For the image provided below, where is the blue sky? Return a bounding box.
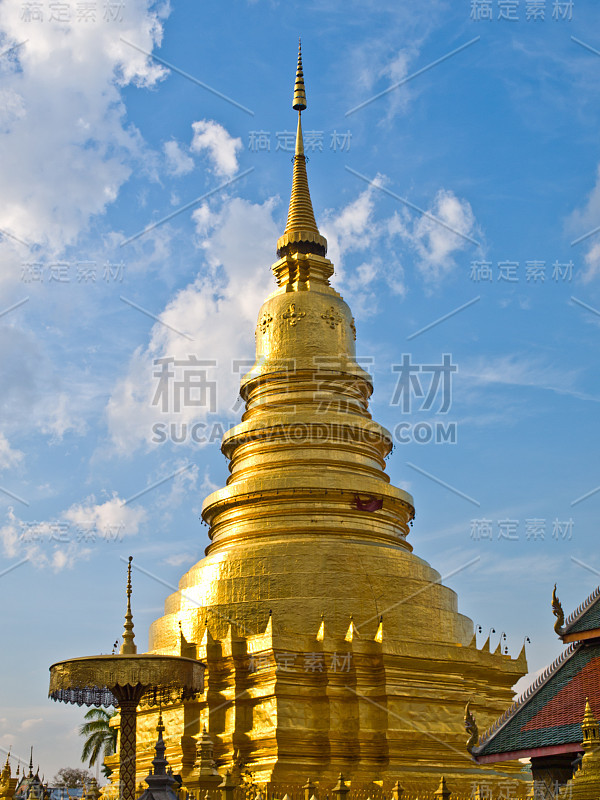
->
[1,0,600,780]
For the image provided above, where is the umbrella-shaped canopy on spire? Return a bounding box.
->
[48,558,204,800]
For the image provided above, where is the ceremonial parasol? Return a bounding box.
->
[49,558,204,800]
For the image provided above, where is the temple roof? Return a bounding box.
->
[561,585,600,639]
[474,641,600,760]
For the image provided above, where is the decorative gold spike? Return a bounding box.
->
[292,39,307,111]
[433,777,451,800]
[374,616,383,643]
[120,556,137,655]
[345,615,358,642]
[316,613,325,641]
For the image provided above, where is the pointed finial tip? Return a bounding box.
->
[292,38,307,111]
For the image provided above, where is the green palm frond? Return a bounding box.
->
[79,708,117,768]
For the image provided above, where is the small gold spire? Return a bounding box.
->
[120,556,137,655]
[583,698,597,731]
[374,616,383,643]
[292,39,307,111]
[276,41,327,259]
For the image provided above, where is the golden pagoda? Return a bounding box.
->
[108,43,530,796]
[0,755,18,800]
[556,700,600,800]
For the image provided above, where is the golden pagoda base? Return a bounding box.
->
[105,538,529,798]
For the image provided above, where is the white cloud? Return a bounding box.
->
[457,355,598,407]
[155,462,199,514]
[568,164,600,282]
[0,0,168,289]
[323,179,477,304]
[0,493,146,571]
[165,553,195,567]
[396,189,478,284]
[191,120,242,177]
[322,181,393,315]
[20,718,43,731]
[460,355,579,395]
[164,139,194,176]
[63,493,146,537]
[106,195,279,455]
[0,324,89,441]
[0,433,23,471]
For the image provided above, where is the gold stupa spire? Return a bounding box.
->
[292,40,307,111]
[276,40,327,259]
[120,556,137,655]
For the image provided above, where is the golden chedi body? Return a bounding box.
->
[109,45,528,796]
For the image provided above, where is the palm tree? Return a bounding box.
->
[79,708,118,778]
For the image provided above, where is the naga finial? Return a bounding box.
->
[552,583,565,636]
[465,700,479,754]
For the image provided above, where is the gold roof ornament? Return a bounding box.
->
[464,700,479,754]
[276,39,327,259]
[552,583,565,636]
